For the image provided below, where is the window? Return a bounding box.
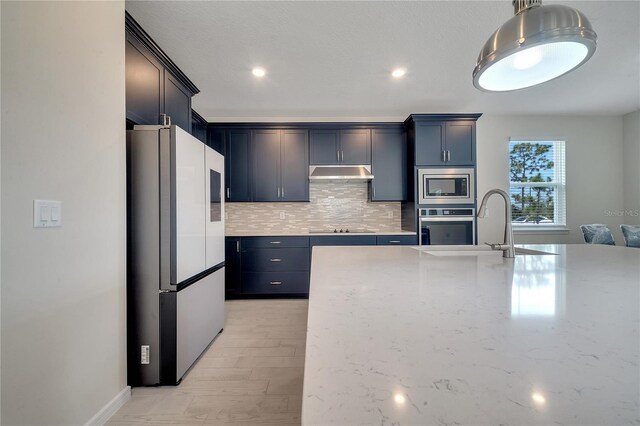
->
[509,140,566,227]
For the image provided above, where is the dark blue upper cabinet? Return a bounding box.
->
[309,130,340,165]
[371,128,406,201]
[191,110,207,144]
[340,129,371,165]
[164,72,191,132]
[408,114,480,167]
[280,130,309,202]
[253,129,309,202]
[309,128,371,165]
[125,12,199,130]
[225,130,252,202]
[252,130,281,202]
[125,32,163,125]
[207,127,225,155]
[445,121,475,165]
[415,123,444,166]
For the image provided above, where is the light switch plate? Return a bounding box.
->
[34,200,62,228]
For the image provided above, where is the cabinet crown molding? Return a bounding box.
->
[125,11,200,95]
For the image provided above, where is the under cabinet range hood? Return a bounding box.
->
[309,165,374,182]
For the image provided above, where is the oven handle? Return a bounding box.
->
[419,217,475,222]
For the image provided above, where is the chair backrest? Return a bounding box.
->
[620,224,640,248]
[580,224,615,245]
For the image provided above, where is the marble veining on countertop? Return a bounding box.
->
[303,244,640,425]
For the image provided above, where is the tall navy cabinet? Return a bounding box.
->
[125,12,199,132]
[370,127,406,201]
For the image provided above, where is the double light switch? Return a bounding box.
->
[33,200,62,228]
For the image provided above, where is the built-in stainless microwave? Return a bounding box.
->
[418,167,475,205]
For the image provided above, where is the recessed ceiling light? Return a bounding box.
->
[391,68,406,78]
[252,67,266,78]
[531,392,546,404]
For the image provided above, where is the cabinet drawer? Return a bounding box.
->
[242,248,310,272]
[309,235,377,246]
[242,236,310,248]
[242,272,309,294]
[376,235,418,245]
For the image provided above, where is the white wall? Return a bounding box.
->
[623,110,640,225]
[476,115,625,245]
[1,2,127,425]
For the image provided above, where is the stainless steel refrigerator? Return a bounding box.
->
[127,125,225,386]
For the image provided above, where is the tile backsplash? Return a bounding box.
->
[225,182,401,234]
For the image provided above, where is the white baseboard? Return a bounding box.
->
[85,386,131,426]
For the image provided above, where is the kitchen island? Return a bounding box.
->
[303,244,640,425]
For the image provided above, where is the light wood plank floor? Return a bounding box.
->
[107,299,308,426]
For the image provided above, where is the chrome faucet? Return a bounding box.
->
[477,189,515,258]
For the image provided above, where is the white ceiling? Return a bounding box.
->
[125,1,640,121]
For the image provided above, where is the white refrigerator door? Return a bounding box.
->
[205,146,225,268]
[173,126,206,283]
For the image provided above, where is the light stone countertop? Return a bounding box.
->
[225,230,417,237]
[303,244,640,425]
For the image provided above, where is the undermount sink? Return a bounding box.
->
[514,247,558,256]
[423,250,501,257]
[412,245,557,257]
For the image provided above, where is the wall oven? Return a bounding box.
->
[418,167,475,205]
[419,208,476,245]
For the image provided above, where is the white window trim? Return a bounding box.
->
[508,139,567,230]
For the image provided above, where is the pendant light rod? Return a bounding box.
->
[513,0,541,15]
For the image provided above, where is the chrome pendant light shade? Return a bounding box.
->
[473,0,597,92]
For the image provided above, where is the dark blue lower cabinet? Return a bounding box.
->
[309,235,377,246]
[376,235,418,245]
[237,236,310,297]
[242,272,309,295]
[242,248,310,272]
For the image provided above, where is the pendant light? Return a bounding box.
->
[473,0,597,92]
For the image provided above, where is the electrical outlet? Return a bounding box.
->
[279,212,286,220]
[141,345,150,364]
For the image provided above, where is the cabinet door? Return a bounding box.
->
[125,34,163,125]
[340,129,371,165]
[371,129,406,201]
[309,235,377,246]
[252,130,281,202]
[225,130,252,202]
[445,121,475,165]
[281,130,309,201]
[310,130,340,165]
[224,238,242,298]
[172,126,206,284]
[415,122,445,166]
[207,128,225,155]
[164,72,192,132]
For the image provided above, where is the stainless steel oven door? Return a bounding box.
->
[419,217,476,245]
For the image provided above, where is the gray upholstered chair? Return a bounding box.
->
[579,224,615,245]
[620,224,640,248]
